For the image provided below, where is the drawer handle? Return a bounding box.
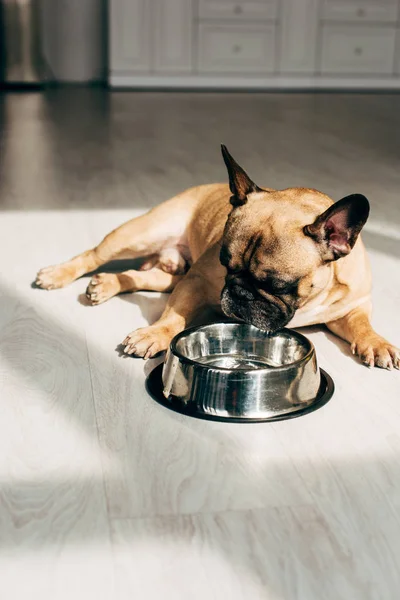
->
[356,8,366,18]
[233,5,243,15]
[354,47,363,56]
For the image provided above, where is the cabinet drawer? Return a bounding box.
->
[322,0,398,23]
[198,0,278,21]
[321,26,396,74]
[198,23,276,73]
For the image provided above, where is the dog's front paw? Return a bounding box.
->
[351,336,400,370]
[122,325,173,359]
[35,264,74,290]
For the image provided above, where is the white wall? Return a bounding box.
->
[41,0,107,82]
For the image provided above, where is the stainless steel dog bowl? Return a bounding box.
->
[146,323,334,422]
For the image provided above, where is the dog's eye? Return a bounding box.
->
[261,278,297,295]
[271,280,291,293]
[273,280,298,295]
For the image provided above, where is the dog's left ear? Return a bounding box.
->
[221,144,261,207]
[304,194,370,261]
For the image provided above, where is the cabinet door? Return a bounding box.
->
[109,0,151,72]
[154,0,193,73]
[321,25,396,74]
[279,0,319,73]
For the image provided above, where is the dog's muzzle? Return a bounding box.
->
[220,282,295,333]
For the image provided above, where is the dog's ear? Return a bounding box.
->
[221,145,261,207]
[304,194,370,261]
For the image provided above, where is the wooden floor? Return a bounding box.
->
[1,89,400,600]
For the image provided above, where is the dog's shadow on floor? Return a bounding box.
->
[77,258,152,309]
[115,292,170,361]
[299,324,362,366]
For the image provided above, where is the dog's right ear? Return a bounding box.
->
[221,145,261,207]
[304,194,370,261]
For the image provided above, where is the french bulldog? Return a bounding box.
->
[36,146,399,369]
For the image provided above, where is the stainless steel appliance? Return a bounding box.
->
[0,0,46,85]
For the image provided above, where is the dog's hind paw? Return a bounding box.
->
[86,273,121,305]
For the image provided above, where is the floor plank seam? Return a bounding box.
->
[85,332,115,530]
[108,502,316,523]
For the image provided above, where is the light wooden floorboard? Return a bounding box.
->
[1,208,399,599]
[0,215,115,599]
[111,507,372,600]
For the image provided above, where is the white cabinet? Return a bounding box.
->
[197,0,278,74]
[154,0,193,73]
[110,0,193,74]
[109,0,400,89]
[279,0,319,73]
[109,0,151,72]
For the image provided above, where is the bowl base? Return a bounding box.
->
[146,364,334,423]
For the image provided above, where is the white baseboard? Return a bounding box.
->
[109,74,400,90]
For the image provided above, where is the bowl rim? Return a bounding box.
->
[169,322,316,373]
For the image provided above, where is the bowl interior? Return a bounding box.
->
[173,323,312,370]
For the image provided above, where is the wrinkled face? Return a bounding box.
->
[218,145,370,332]
[219,196,323,332]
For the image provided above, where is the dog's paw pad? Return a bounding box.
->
[353,338,400,370]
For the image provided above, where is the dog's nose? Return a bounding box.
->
[234,287,253,300]
[226,274,244,284]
